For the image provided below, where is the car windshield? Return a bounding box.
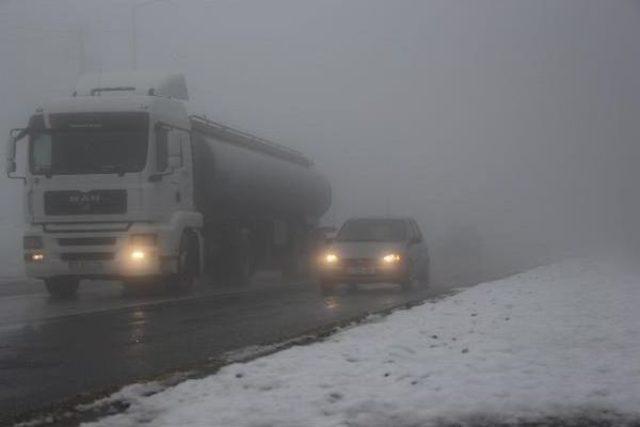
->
[337,219,407,242]
[29,112,149,175]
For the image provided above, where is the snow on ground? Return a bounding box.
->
[86,259,640,427]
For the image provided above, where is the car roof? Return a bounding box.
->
[344,216,414,222]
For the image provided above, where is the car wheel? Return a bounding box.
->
[420,266,431,289]
[401,280,414,292]
[45,277,79,299]
[401,264,416,292]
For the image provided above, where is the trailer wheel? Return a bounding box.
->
[45,277,79,299]
[232,250,255,286]
[227,229,255,286]
[167,231,198,294]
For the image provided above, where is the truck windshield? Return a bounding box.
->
[29,112,149,175]
[337,219,407,242]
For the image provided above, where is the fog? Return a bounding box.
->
[1,0,639,285]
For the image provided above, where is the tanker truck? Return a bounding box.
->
[5,72,331,297]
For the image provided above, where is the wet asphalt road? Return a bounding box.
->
[0,274,449,424]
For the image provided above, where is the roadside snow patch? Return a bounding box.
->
[85,259,640,426]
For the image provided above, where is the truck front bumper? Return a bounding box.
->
[23,225,175,280]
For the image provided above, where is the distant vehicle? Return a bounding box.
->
[6,72,331,297]
[317,217,429,294]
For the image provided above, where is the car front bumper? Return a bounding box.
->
[318,262,409,284]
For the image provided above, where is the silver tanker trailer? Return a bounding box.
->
[5,72,331,297]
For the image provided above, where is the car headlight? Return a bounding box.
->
[24,252,45,262]
[382,253,401,263]
[130,233,157,247]
[324,253,339,264]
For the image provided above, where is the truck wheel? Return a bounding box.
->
[234,253,254,286]
[167,231,198,294]
[230,237,255,287]
[45,277,79,299]
[319,281,335,296]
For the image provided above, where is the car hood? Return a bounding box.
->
[328,241,407,259]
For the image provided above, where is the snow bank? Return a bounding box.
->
[86,259,640,426]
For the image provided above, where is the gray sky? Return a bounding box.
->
[1,0,639,281]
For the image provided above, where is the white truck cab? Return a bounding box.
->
[7,73,203,297]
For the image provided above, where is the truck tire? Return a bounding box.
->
[228,230,255,287]
[166,231,198,294]
[45,277,79,299]
[319,280,335,296]
[231,251,254,286]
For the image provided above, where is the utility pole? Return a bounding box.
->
[77,26,87,75]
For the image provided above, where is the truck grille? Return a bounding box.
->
[58,237,117,246]
[44,190,127,215]
[343,258,377,268]
[60,252,115,261]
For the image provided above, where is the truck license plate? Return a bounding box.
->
[69,261,104,271]
[347,266,375,275]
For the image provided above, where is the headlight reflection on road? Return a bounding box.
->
[323,296,340,311]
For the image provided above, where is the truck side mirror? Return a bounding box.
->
[5,157,16,175]
[6,128,26,179]
[6,135,17,174]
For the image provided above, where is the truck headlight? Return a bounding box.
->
[130,249,147,261]
[382,253,401,263]
[324,253,339,264]
[24,252,45,262]
[23,236,43,249]
[130,234,157,247]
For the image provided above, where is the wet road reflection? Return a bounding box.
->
[0,276,443,422]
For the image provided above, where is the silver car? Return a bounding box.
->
[317,217,430,294]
